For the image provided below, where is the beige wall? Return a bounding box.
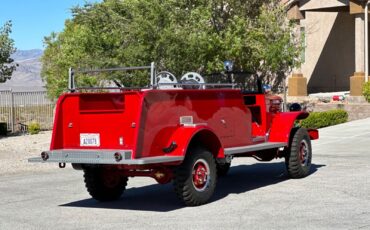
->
[300,11,355,93]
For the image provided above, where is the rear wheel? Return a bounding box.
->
[285,128,312,178]
[173,148,217,206]
[83,167,128,201]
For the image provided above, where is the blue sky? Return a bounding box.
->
[0,0,100,50]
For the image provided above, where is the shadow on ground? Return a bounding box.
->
[61,162,325,212]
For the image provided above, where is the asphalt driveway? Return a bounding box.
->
[0,118,369,229]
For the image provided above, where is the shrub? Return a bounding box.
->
[28,121,41,135]
[300,109,348,129]
[363,81,370,102]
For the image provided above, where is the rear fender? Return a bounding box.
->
[269,112,309,144]
[164,126,224,159]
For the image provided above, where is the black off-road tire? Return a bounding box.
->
[217,162,231,177]
[83,167,128,201]
[173,148,217,206]
[285,128,312,178]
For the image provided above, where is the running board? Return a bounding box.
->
[224,142,286,156]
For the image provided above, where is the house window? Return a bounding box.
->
[300,26,306,63]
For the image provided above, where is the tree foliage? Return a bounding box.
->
[42,0,301,99]
[0,21,17,83]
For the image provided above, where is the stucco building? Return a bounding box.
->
[285,0,369,96]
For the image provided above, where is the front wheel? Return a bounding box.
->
[285,128,312,178]
[173,148,217,206]
[83,167,128,201]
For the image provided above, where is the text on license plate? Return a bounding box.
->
[80,133,100,147]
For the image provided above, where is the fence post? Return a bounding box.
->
[10,90,15,133]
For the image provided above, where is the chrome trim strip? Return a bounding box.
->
[252,136,266,143]
[224,142,287,155]
[182,123,208,127]
[28,149,184,165]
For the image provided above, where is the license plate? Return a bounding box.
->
[80,133,100,147]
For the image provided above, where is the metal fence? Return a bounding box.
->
[0,90,54,132]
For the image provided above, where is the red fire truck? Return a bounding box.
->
[29,63,318,206]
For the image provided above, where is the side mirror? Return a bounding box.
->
[289,103,302,112]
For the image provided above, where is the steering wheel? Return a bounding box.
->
[180,72,205,84]
[180,72,205,89]
[156,71,178,89]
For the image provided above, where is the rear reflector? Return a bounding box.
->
[307,129,319,140]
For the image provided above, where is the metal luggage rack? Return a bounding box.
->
[68,62,238,92]
[68,63,155,92]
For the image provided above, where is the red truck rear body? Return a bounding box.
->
[51,92,140,152]
[48,89,316,165]
[51,90,255,160]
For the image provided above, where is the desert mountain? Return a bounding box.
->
[0,49,44,91]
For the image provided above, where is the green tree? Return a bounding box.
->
[249,1,302,92]
[42,0,300,99]
[0,21,17,83]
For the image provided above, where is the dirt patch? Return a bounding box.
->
[0,131,71,175]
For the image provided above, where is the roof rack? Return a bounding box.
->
[67,63,253,92]
[68,62,155,92]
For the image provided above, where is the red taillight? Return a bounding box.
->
[308,129,319,140]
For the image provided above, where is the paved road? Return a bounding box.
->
[1,119,370,230]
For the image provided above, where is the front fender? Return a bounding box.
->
[269,112,309,143]
[163,125,224,158]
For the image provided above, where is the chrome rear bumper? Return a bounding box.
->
[28,149,184,165]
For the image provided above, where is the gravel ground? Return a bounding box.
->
[0,131,66,175]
